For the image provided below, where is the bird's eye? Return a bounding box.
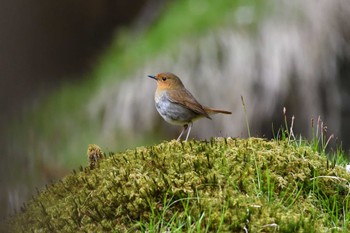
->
[162,77,167,81]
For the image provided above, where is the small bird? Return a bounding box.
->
[148,72,232,141]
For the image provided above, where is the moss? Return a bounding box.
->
[87,144,104,170]
[10,138,350,232]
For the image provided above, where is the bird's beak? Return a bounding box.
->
[148,75,156,80]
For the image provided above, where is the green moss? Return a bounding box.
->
[10,138,350,232]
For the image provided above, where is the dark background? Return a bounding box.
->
[0,0,160,126]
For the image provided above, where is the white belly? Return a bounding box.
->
[155,92,199,125]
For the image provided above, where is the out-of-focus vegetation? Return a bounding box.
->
[97,0,263,80]
[9,0,259,168]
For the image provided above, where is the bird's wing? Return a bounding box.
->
[166,88,211,119]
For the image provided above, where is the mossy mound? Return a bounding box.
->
[10,138,350,232]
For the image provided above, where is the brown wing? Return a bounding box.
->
[166,88,211,119]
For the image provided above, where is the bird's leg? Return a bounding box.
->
[177,124,188,141]
[184,122,193,142]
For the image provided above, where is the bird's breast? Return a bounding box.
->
[154,90,200,125]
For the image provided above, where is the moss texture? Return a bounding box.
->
[10,138,350,232]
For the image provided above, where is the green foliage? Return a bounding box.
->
[97,0,261,81]
[10,138,350,232]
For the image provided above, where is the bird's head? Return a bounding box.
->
[148,72,184,90]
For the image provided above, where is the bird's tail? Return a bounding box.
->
[204,107,232,115]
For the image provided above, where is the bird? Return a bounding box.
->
[148,72,232,141]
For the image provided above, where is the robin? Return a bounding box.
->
[148,72,232,141]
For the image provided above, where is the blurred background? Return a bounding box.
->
[1,0,350,220]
